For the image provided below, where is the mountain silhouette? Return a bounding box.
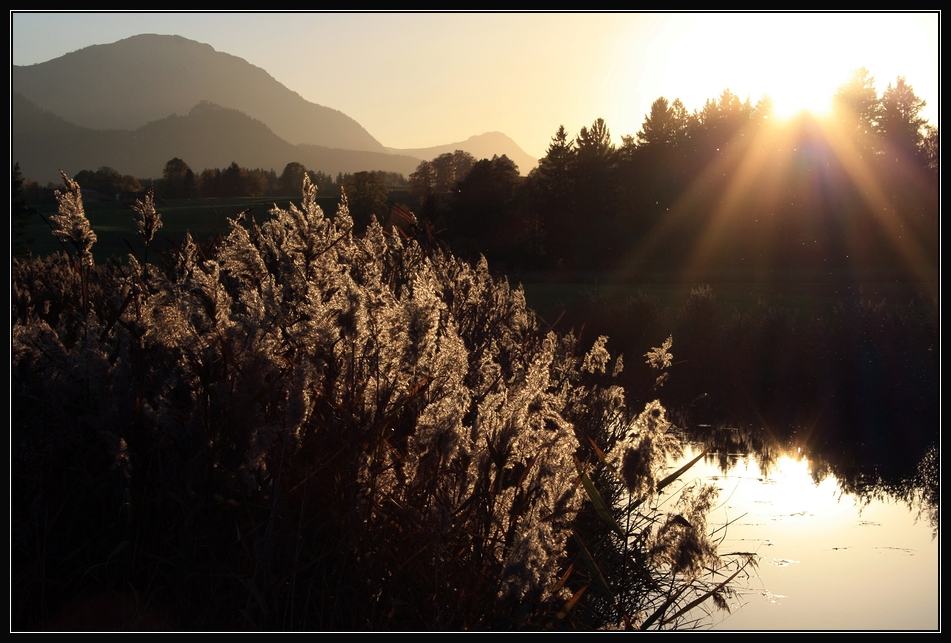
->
[12,33,537,183]
[12,33,384,152]
[12,93,424,185]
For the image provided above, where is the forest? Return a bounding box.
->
[414,70,937,283]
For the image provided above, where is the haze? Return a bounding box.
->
[11,12,939,161]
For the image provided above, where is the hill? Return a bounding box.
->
[12,33,537,181]
[12,93,424,184]
[388,131,537,175]
[12,33,384,152]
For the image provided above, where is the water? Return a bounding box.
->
[678,447,939,631]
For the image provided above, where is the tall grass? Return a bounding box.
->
[12,176,750,630]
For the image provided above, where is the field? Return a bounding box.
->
[24,196,936,320]
[25,195,342,262]
[520,277,937,329]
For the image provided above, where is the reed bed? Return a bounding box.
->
[13,175,752,630]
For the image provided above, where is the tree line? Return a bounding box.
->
[16,159,408,203]
[15,68,936,278]
[409,69,938,278]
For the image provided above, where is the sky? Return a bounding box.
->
[10,11,940,161]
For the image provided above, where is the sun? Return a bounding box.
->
[648,13,931,123]
[768,83,834,120]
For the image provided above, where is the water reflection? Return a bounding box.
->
[676,444,939,630]
[683,419,939,538]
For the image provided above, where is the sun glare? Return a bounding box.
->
[769,85,834,120]
[641,13,935,128]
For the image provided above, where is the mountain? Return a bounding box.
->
[12,33,538,182]
[12,33,384,153]
[388,132,537,176]
[13,92,129,185]
[13,93,423,185]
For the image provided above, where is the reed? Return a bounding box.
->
[13,176,748,630]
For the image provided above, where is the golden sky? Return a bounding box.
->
[12,12,939,160]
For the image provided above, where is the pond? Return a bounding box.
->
[676,444,939,631]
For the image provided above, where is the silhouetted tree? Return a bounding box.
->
[832,67,881,155]
[197,168,220,197]
[410,150,475,229]
[697,89,752,154]
[410,150,475,198]
[409,159,437,198]
[637,97,680,148]
[875,78,936,253]
[344,171,389,233]
[573,118,619,268]
[307,170,335,194]
[877,76,928,166]
[161,157,196,199]
[618,97,696,253]
[752,95,775,126]
[73,166,142,197]
[244,168,271,197]
[920,125,939,180]
[371,170,409,188]
[220,162,246,197]
[918,124,940,237]
[537,125,575,192]
[449,155,520,260]
[280,162,309,196]
[576,118,614,164]
[529,125,577,266]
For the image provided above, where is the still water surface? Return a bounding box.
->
[677,446,939,631]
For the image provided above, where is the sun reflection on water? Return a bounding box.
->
[677,445,939,631]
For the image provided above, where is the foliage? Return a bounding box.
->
[197,162,276,198]
[343,170,389,233]
[407,150,478,236]
[409,150,476,197]
[73,166,143,196]
[447,154,520,261]
[279,161,309,196]
[636,97,690,148]
[18,75,936,278]
[425,76,937,275]
[12,176,746,630]
[878,76,929,164]
[832,66,882,153]
[161,157,197,199]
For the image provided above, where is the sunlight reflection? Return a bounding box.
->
[685,445,939,630]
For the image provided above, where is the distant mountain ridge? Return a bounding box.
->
[12,33,537,183]
[12,93,423,184]
[12,34,384,152]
